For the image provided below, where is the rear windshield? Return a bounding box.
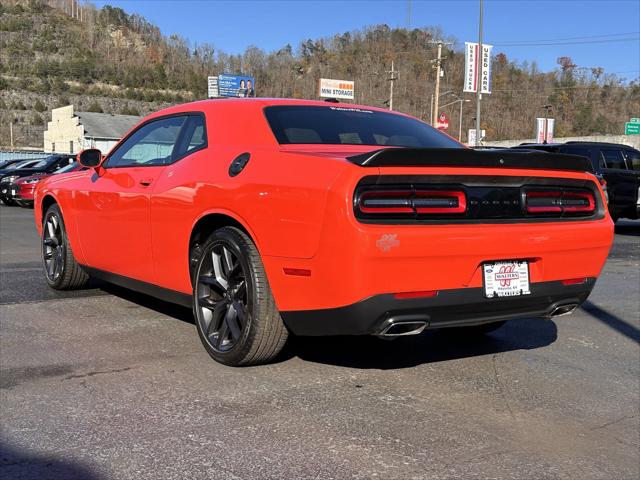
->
[264,106,462,148]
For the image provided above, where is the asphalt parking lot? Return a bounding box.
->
[1,204,638,480]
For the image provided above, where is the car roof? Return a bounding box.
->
[518,141,633,149]
[150,97,409,119]
[116,97,431,150]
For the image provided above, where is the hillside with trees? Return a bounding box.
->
[1,0,639,148]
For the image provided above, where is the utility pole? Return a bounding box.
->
[432,42,443,126]
[9,122,14,150]
[475,0,484,146]
[387,61,398,111]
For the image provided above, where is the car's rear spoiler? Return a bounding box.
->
[346,148,594,173]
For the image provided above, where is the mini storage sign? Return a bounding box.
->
[318,78,355,100]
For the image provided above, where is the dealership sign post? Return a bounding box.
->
[463,42,493,94]
[318,78,355,101]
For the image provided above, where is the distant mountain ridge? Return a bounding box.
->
[1,0,638,148]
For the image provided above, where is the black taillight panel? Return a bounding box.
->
[524,188,595,216]
[354,176,603,224]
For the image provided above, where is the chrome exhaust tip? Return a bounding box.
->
[547,303,579,318]
[377,318,428,337]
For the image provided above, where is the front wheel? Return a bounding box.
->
[42,204,90,290]
[192,227,288,366]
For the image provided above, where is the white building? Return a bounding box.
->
[44,105,141,154]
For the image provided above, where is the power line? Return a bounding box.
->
[495,37,639,47]
[492,31,639,44]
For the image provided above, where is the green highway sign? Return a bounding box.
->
[630,117,639,123]
[625,122,640,135]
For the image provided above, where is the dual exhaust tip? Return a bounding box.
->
[377,302,580,337]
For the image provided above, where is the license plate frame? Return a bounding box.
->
[483,260,531,298]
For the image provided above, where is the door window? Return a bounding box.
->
[106,116,187,168]
[600,150,628,170]
[623,149,640,171]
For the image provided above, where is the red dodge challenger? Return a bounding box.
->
[34,99,613,366]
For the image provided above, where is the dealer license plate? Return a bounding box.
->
[483,261,531,298]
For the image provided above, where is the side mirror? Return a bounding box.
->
[78,149,104,169]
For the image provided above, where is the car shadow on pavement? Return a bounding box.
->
[0,440,105,480]
[97,284,558,369]
[614,222,640,236]
[581,300,640,344]
[100,283,195,324]
[288,318,558,369]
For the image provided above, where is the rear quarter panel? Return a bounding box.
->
[149,104,350,294]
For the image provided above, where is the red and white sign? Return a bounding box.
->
[464,42,493,94]
[536,117,555,143]
[483,261,531,298]
[436,112,449,130]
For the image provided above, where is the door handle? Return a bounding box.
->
[139,178,154,186]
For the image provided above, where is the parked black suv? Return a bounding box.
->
[0,154,75,205]
[512,142,640,222]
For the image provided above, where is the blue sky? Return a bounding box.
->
[94,0,640,79]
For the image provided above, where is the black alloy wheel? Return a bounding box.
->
[193,227,288,366]
[196,240,249,353]
[41,204,89,290]
[43,210,64,283]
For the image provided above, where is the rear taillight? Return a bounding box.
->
[525,189,595,216]
[358,188,467,217]
[359,190,413,214]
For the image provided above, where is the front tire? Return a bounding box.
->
[42,204,90,290]
[192,227,288,366]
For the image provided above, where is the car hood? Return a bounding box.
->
[15,173,50,184]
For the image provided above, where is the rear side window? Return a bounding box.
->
[623,149,640,171]
[264,106,462,148]
[600,149,628,170]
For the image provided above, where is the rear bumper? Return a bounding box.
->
[281,278,596,336]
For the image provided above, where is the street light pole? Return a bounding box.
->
[475,0,484,146]
[440,97,470,142]
[459,99,464,141]
[541,104,552,144]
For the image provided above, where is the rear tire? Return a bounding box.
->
[192,227,288,366]
[1,197,17,206]
[42,204,90,290]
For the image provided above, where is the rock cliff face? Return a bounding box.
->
[1,0,638,148]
